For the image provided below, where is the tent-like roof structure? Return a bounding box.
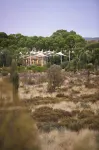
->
[56,52,66,56]
[35,52,46,57]
[30,50,37,55]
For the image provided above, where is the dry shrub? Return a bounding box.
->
[80,93,99,103]
[0,78,13,105]
[47,65,64,92]
[80,102,90,109]
[37,73,47,84]
[24,97,62,106]
[78,109,94,119]
[59,87,68,92]
[24,87,30,94]
[40,129,97,150]
[0,110,41,150]
[33,106,72,123]
[71,88,80,94]
[59,117,82,131]
[73,129,97,150]
[84,82,96,88]
[27,77,36,85]
[56,93,66,98]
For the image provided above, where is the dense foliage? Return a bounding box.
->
[0,30,99,70]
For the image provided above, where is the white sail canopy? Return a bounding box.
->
[35,52,46,57]
[30,50,37,55]
[56,52,66,56]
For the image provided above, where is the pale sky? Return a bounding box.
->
[0,0,99,37]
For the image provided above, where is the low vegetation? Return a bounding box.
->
[0,110,41,150]
[47,64,64,92]
[0,59,99,149]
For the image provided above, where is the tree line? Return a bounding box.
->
[0,30,99,69]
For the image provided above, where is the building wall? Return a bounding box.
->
[24,56,46,66]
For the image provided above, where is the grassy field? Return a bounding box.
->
[0,70,99,150]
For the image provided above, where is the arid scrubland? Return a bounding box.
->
[0,68,99,150]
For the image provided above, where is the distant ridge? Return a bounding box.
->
[84,37,99,41]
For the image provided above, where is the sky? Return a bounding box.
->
[0,0,99,37]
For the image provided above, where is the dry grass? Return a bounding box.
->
[0,77,13,105]
[0,110,41,150]
[0,71,99,150]
[40,129,97,150]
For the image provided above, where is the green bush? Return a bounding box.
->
[61,61,68,69]
[18,66,26,72]
[1,70,8,76]
[27,65,47,72]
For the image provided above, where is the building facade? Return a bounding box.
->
[23,55,46,66]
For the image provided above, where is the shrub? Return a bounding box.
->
[56,93,66,97]
[1,70,8,76]
[78,109,94,119]
[33,107,72,123]
[73,129,97,150]
[18,66,26,72]
[47,64,64,92]
[27,77,35,85]
[61,61,68,69]
[59,117,82,131]
[27,65,47,72]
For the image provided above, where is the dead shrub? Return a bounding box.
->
[27,77,35,85]
[56,93,66,98]
[40,129,97,150]
[73,129,97,150]
[78,109,94,119]
[37,73,47,84]
[84,82,96,88]
[33,107,72,123]
[59,118,82,131]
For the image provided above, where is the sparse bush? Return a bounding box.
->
[56,93,66,97]
[27,77,35,85]
[78,109,94,119]
[59,118,82,131]
[1,70,8,76]
[47,65,64,92]
[40,129,97,150]
[73,129,97,150]
[33,107,72,123]
[37,73,47,84]
[95,132,99,150]
[95,70,99,75]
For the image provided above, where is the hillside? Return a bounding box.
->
[84,37,99,41]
